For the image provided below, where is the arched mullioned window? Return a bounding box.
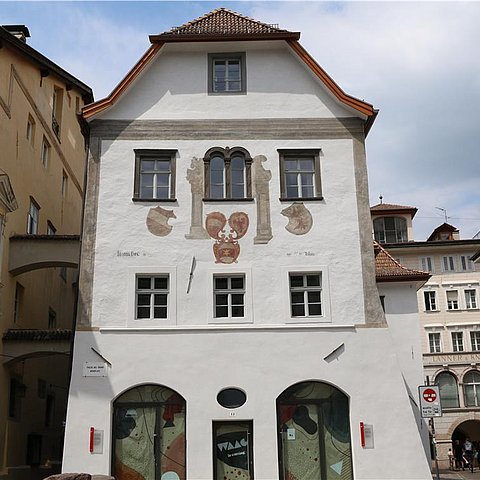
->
[277,381,353,480]
[464,371,480,407]
[204,147,252,199]
[112,384,186,480]
[373,216,407,243]
[436,372,459,408]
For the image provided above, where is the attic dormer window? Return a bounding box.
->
[208,53,246,94]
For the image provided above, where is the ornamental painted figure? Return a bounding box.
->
[206,211,249,264]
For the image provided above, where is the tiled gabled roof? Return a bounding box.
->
[3,329,72,341]
[150,8,300,42]
[374,242,430,282]
[370,203,418,218]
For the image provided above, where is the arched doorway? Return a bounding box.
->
[452,420,480,445]
[112,384,186,480]
[277,381,353,480]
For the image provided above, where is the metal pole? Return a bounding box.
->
[430,417,441,480]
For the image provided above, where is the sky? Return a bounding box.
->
[2,1,479,241]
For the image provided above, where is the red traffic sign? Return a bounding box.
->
[422,388,437,403]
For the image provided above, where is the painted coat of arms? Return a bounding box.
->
[206,212,249,264]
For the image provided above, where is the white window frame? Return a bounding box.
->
[428,332,441,353]
[446,290,459,310]
[460,255,474,272]
[208,267,252,324]
[27,199,39,234]
[452,331,464,352]
[424,290,437,311]
[213,274,246,320]
[420,256,434,273]
[127,267,176,327]
[465,289,478,310]
[282,266,331,324]
[442,256,456,272]
[470,331,480,351]
[26,115,35,145]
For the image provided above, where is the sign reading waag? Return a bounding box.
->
[83,362,107,377]
[418,385,442,418]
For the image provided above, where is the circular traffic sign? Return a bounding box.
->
[423,388,437,403]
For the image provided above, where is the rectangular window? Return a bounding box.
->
[48,307,56,329]
[26,115,35,144]
[41,137,50,167]
[289,273,322,317]
[452,332,464,352]
[61,171,68,197]
[134,150,177,200]
[424,291,437,311]
[443,256,455,272]
[279,149,322,200]
[208,53,246,94]
[460,255,474,271]
[421,257,434,273]
[135,275,169,320]
[14,282,24,323]
[465,290,477,309]
[27,198,39,234]
[428,332,441,353]
[52,86,63,137]
[471,332,480,351]
[447,290,459,310]
[47,221,56,235]
[214,275,245,319]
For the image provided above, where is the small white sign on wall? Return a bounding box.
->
[83,362,107,377]
[92,429,104,454]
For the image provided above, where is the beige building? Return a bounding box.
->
[371,202,480,469]
[0,25,92,479]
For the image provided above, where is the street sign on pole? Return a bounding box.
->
[419,385,442,418]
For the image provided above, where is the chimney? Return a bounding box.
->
[2,25,31,43]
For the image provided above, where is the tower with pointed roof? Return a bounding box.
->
[63,8,432,479]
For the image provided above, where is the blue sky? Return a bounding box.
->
[3,1,480,240]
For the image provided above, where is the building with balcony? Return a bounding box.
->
[62,9,432,479]
[0,25,92,479]
[371,202,480,469]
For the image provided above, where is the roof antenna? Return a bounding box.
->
[435,207,448,223]
[379,195,383,204]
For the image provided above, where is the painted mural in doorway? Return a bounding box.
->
[206,212,249,264]
[113,385,186,480]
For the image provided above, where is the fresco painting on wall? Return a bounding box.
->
[206,211,249,264]
[146,206,176,237]
[281,202,313,235]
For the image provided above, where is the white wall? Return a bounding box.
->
[97,41,358,121]
[63,328,432,479]
[92,137,366,328]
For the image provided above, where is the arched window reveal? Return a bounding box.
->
[464,371,480,407]
[204,147,252,200]
[277,381,353,480]
[436,372,459,408]
[113,384,186,480]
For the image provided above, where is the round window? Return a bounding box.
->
[217,388,247,409]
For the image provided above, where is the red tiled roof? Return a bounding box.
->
[3,329,72,341]
[370,203,418,218]
[374,242,430,282]
[157,8,296,37]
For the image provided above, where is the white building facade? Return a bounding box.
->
[63,9,432,480]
